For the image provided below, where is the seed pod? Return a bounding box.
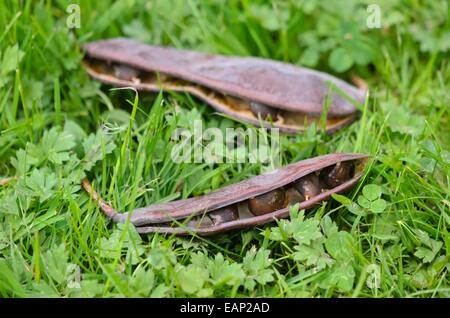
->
[82,38,366,134]
[82,153,368,236]
[248,189,286,216]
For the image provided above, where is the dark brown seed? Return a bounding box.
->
[250,101,278,121]
[237,201,255,219]
[293,174,321,200]
[113,64,140,81]
[208,205,239,225]
[285,187,305,205]
[320,161,355,188]
[248,189,286,216]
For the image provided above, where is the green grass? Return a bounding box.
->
[0,0,449,297]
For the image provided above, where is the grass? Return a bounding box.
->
[0,0,449,297]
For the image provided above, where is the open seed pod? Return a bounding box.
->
[82,153,368,236]
[81,38,367,134]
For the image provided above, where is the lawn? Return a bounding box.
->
[0,0,449,297]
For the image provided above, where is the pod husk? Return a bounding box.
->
[82,38,366,134]
[83,153,368,236]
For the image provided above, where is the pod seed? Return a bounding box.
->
[293,174,321,200]
[208,205,239,225]
[285,187,305,205]
[187,215,214,228]
[321,161,355,188]
[249,101,279,121]
[248,189,286,216]
[113,64,140,81]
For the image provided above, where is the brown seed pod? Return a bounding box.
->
[81,38,366,134]
[82,153,368,236]
[248,189,286,216]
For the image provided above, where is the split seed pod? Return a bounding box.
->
[82,153,368,236]
[82,38,367,134]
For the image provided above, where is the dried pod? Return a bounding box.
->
[82,153,368,236]
[82,38,367,134]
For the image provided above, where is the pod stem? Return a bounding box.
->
[351,74,368,91]
[0,176,17,186]
[81,178,121,221]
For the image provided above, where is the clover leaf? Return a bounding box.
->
[358,184,387,214]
